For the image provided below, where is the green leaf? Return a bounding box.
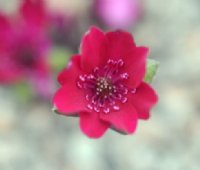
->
[13,81,33,102]
[144,59,159,83]
[50,46,72,71]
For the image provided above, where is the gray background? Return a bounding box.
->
[0,0,200,170]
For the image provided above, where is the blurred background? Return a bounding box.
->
[0,0,200,170]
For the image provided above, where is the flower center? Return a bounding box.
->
[96,77,113,96]
[19,50,36,67]
[77,59,135,114]
[13,42,37,68]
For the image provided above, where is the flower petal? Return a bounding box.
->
[0,14,10,31]
[0,14,12,46]
[0,67,21,83]
[20,0,47,27]
[53,82,88,115]
[58,55,82,85]
[105,30,136,61]
[125,47,149,87]
[80,26,107,72]
[80,112,109,138]
[105,30,149,87]
[130,82,158,120]
[100,103,138,134]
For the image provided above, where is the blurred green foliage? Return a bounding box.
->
[50,47,72,72]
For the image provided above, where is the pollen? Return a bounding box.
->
[77,59,129,114]
[96,77,113,95]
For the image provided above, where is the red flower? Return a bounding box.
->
[53,26,158,138]
[0,0,51,95]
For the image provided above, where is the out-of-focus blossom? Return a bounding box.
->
[48,13,78,49]
[53,26,158,138]
[50,12,74,46]
[94,0,142,29]
[0,0,52,98]
[20,0,48,29]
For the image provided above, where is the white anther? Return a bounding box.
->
[79,75,85,81]
[107,59,113,64]
[94,106,100,113]
[131,88,136,94]
[113,105,120,111]
[123,88,128,94]
[77,82,82,88]
[87,104,93,110]
[103,107,110,114]
[121,73,129,79]
[117,59,124,67]
[121,97,128,103]
[85,95,90,101]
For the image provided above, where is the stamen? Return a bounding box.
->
[77,81,83,88]
[77,59,131,114]
[79,75,85,81]
[117,59,124,67]
[87,104,93,110]
[103,107,110,114]
[120,73,129,79]
[94,106,100,113]
[85,94,90,101]
[131,88,137,94]
[113,105,120,111]
[121,97,128,103]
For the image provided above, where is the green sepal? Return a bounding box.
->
[144,59,159,83]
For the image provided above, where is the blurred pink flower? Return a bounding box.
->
[20,0,48,29]
[48,13,78,49]
[94,0,141,29]
[0,0,52,97]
